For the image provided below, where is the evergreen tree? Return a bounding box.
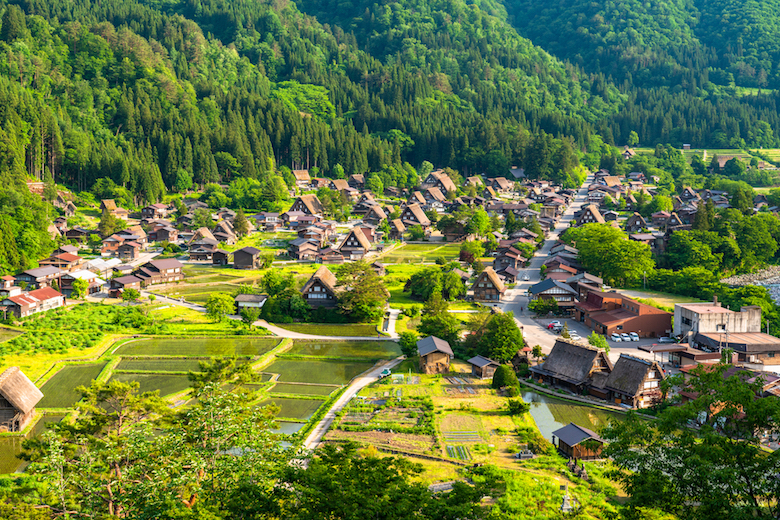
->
[233,208,249,237]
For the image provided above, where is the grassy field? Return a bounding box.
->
[110,373,193,397]
[275,324,380,337]
[620,289,706,308]
[149,306,254,335]
[381,243,461,264]
[265,359,376,385]
[113,337,280,356]
[270,383,337,396]
[115,358,213,372]
[258,397,326,420]
[38,363,106,408]
[287,340,400,359]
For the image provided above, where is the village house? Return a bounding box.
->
[575,204,605,226]
[288,238,319,261]
[188,239,219,261]
[64,226,92,243]
[389,219,406,241]
[468,355,500,379]
[471,267,505,302]
[301,266,339,308]
[0,287,64,319]
[348,174,365,189]
[234,294,268,314]
[289,194,324,216]
[551,423,604,460]
[488,177,514,193]
[363,205,387,226]
[318,247,344,264]
[400,203,431,230]
[100,199,129,220]
[234,246,263,269]
[212,249,231,266]
[421,170,457,193]
[621,146,636,160]
[141,203,171,220]
[528,279,578,313]
[575,291,672,338]
[117,241,142,261]
[60,270,105,297]
[603,354,665,408]
[417,336,453,374]
[338,227,372,261]
[530,340,613,395]
[566,273,604,300]
[109,275,142,297]
[133,259,184,286]
[15,266,62,290]
[292,169,311,188]
[466,176,483,187]
[493,247,527,277]
[39,253,84,272]
[151,225,178,243]
[0,367,43,432]
[624,213,647,233]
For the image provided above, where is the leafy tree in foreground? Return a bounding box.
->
[336,261,388,322]
[121,288,140,302]
[492,365,519,390]
[206,293,235,322]
[588,331,610,355]
[479,312,524,363]
[399,331,419,357]
[71,278,88,300]
[603,363,780,519]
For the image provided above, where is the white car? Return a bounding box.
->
[620,333,631,342]
[569,332,582,342]
[522,274,530,281]
[610,333,622,342]
[629,332,640,341]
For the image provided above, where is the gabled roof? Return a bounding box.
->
[365,205,387,220]
[7,287,63,307]
[292,169,310,181]
[331,179,349,191]
[18,266,62,279]
[532,340,612,386]
[468,355,499,368]
[297,194,324,215]
[391,219,406,232]
[552,422,603,447]
[190,227,216,243]
[417,336,453,357]
[113,275,142,285]
[0,367,43,414]
[148,259,183,271]
[409,191,427,205]
[604,354,663,397]
[302,266,338,295]
[338,227,371,251]
[101,199,117,211]
[427,171,457,192]
[235,294,268,303]
[425,187,446,202]
[403,204,431,226]
[528,278,577,296]
[472,267,506,293]
[235,246,261,256]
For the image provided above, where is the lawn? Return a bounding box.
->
[381,243,461,264]
[270,383,337,396]
[115,358,214,373]
[264,359,376,385]
[160,283,238,302]
[149,306,255,335]
[274,323,380,337]
[109,373,193,397]
[113,337,280,357]
[38,363,107,408]
[258,397,326,420]
[287,340,400,359]
[619,289,706,309]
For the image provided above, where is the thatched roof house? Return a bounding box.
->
[603,354,664,408]
[0,367,43,432]
[301,266,339,308]
[530,340,612,393]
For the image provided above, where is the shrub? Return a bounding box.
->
[492,365,519,390]
[507,399,530,415]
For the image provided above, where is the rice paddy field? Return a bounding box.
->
[258,397,326,420]
[287,340,400,359]
[114,337,280,356]
[109,373,193,397]
[0,328,21,343]
[270,383,338,396]
[275,323,380,337]
[38,363,107,408]
[115,358,214,373]
[265,359,376,385]
[272,421,307,435]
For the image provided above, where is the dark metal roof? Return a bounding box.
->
[417,336,453,357]
[467,355,499,368]
[552,422,603,447]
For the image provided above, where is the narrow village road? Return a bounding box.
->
[501,174,593,354]
[303,355,406,451]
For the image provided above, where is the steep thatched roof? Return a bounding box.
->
[472,267,506,293]
[338,227,372,252]
[0,367,43,414]
[604,354,662,397]
[297,194,324,215]
[190,227,216,243]
[391,219,406,232]
[531,340,612,386]
[302,266,338,295]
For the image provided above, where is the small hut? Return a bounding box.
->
[467,355,500,379]
[417,336,452,374]
[551,422,604,460]
[0,367,44,432]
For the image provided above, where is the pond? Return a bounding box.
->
[522,390,626,442]
[0,415,63,474]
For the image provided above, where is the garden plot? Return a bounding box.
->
[264,359,375,385]
[325,430,437,453]
[109,373,193,397]
[338,396,434,435]
[446,445,472,461]
[38,363,106,408]
[442,431,482,443]
[288,340,400,359]
[270,383,337,396]
[258,397,326,421]
[114,337,279,357]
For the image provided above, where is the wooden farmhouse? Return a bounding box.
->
[468,355,500,379]
[234,294,268,314]
[603,354,665,409]
[289,194,324,216]
[0,367,43,432]
[338,227,371,261]
[389,219,406,241]
[530,340,613,395]
[421,170,457,193]
[234,246,263,269]
[100,199,129,220]
[575,204,605,226]
[417,336,453,374]
[212,249,231,266]
[301,266,339,308]
[552,423,604,460]
[471,267,506,302]
[400,203,431,230]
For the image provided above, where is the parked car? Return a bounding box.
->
[610,333,622,342]
[547,321,562,329]
[552,325,563,333]
[658,336,675,343]
[620,333,631,342]
[629,332,640,341]
[522,273,530,281]
[569,332,582,341]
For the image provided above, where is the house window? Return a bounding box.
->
[649,371,656,379]
[616,325,623,330]
[716,324,726,331]
[769,352,775,358]
[644,381,658,389]
[682,317,692,326]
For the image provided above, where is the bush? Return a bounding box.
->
[507,399,530,415]
[492,365,519,390]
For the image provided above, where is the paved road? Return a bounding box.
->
[499,175,666,364]
[303,356,405,451]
